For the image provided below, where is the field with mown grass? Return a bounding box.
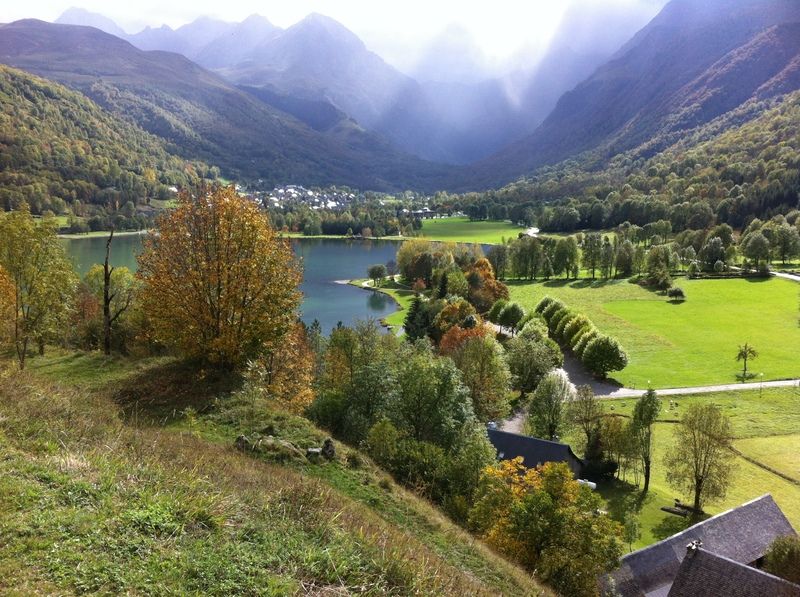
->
[508,276,800,388]
[0,350,546,596]
[415,217,524,245]
[564,386,800,550]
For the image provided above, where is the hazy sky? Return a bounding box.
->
[1,1,667,69]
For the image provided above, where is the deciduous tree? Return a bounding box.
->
[506,328,563,398]
[248,323,315,414]
[526,369,575,441]
[85,232,137,355]
[445,333,511,422]
[631,389,661,492]
[367,263,387,287]
[137,185,301,369]
[0,207,77,369]
[764,536,800,584]
[664,404,735,513]
[469,459,623,597]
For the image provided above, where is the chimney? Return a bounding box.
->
[686,539,703,553]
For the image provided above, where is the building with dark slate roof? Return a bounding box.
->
[668,545,800,597]
[486,428,584,478]
[602,494,797,597]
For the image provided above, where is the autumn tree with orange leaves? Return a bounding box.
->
[0,266,14,345]
[137,185,301,369]
[470,459,623,597]
[248,323,315,414]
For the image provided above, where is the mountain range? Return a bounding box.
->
[53,6,657,165]
[3,0,800,194]
[0,19,454,192]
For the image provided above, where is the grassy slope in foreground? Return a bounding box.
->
[580,387,800,550]
[509,276,800,389]
[0,351,545,596]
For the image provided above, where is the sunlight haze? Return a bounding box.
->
[1,0,666,73]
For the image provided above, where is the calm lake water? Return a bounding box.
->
[61,234,402,333]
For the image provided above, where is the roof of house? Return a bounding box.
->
[668,547,800,597]
[604,494,797,597]
[486,428,584,472]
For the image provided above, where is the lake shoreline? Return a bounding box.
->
[59,229,151,240]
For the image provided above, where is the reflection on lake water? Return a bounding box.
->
[61,234,403,334]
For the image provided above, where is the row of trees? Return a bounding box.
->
[535,296,628,379]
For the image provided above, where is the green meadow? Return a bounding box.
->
[576,387,800,550]
[509,276,800,388]
[415,217,524,245]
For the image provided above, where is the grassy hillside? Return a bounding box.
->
[0,351,547,595]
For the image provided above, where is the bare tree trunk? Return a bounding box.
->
[643,460,651,492]
[103,230,114,356]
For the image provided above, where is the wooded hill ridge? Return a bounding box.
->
[0,65,205,218]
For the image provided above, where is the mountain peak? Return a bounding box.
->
[291,13,363,48]
[55,7,126,37]
[242,14,274,27]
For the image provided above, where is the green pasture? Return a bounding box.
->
[576,387,800,549]
[416,217,524,245]
[509,276,800,388]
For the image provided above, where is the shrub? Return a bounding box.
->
[547,307,572,335]
[541,299,566,322]
[498,302,525,331]
[534,296,556,314]
[516,310,540,332]
[564,315,592,345]
[520,315,548,340]
[667,287,685,301]
[487,299,508,323]
[583,336,628,379]
[713,260,725,273]
[573,329,599,358]
[554,311,579,343]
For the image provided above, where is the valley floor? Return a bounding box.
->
[508,276,800,389]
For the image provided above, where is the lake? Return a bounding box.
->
[61,234,402,333]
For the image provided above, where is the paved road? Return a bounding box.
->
[502,378,800,434]
[596,378,800,399]
[773,270,800,283]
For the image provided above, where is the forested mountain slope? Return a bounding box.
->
[0,65,203,214]
[0,20,454,192]
[474,90,800,233]
[470,0,800,189]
